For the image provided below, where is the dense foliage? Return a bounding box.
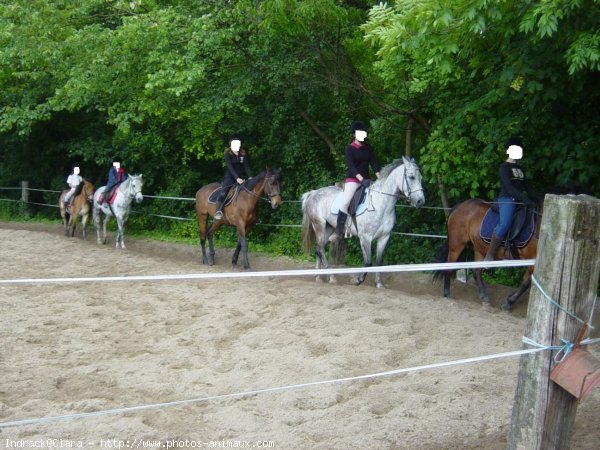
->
[1,0,598,267]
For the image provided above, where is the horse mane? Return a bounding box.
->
[244,172,266,190]
[379,157,419,182]
[74,183,84,196]
[379,159,403,181]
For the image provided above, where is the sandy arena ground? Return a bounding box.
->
[0,221,598,449]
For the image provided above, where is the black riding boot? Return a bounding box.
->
[214,202,224,220]
[484,233,503,262]
[329,211,348,242]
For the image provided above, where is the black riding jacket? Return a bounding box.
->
[344,142,381,180]
[223,149,251,185]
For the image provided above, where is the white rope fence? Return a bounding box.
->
[0,346,550,429]
[0,259,535,286]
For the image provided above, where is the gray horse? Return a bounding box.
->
[301,157,425,288]
[93,174,144,249]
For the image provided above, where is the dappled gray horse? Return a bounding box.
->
[302,157,425,288]
[93,174,144,249]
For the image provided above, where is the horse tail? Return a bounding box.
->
[432,241,450,283]
[301,192,315,255]
[330,239,347,265]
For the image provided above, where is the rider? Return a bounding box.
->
[214,134,252,220]
[63,164,82,206]
[329,120,381,242]
[100,156,128,204]
[484,136,537,261]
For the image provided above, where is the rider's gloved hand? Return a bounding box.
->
[237,178,244,184]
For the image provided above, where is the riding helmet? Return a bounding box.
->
[505,136,523,149]
[350,121,366,134]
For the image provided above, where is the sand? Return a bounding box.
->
[0,222,598,449]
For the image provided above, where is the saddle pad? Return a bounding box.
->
[207,185,239,205]
[330,189,369,216]
[480,208,534,247]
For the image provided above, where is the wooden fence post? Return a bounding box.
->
[507,194,600,449]
[21,180,29,203]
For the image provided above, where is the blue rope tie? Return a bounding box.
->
[522,336,575,363]
[530,274,595,329]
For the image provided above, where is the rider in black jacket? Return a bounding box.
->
[214,135,252,220]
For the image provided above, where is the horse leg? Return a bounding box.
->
[93,207,103,244]
[102,214,109,245]
[81,213,88,240]
[373,234,391,288]
[502,266,533,311]
[197,213,210,265]
[353,237,373,286]
[115,216,125,249]
[231,240,242,269]
[314,222,334,283]
[235,227,251,271]
[206,222,222,266]
[472,266,490,304]
[443,245,466,299]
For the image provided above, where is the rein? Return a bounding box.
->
[368,164,423,203]
[240,176,280,204]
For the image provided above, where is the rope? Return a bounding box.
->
[523,336,600,363]
[0,259,536,286]
[0,346,552,429]
[531,274,595,329]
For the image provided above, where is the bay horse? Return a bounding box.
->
[92,174,144,249]
[59,179,95,239]
[195,168,283,270]
[301,157,425,288]
[433,198,540,311]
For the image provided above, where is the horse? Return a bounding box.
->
[59,179,95,239]
[301,157,425,288]
[195,168,283,270]
[92,174,144,249]
[432,198,540,311]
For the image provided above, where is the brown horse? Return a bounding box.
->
[59,179,95,239]
[195,169,283,270]
[433,198,540,311]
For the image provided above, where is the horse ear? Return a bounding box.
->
[402,156,409,165]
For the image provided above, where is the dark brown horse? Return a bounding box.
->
[195,169,283,270]
[59,179,95,239]
[433,198,540,311]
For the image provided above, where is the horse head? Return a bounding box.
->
[128,174,144,204]
[401,156,425,208]
[264,168,283,210]
[83,180,95,203]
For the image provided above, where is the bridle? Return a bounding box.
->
[369,162,423,202]
[241,172,281,204]
[401,164,424,201]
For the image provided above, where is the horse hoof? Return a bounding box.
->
[328,277,337,284]
[375,282,385,289]
[501,302,513,312]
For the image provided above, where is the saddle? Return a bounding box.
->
[330,185,370,216]
[99,188,119,205]
[480,204,537,251]
[208,184,241,206]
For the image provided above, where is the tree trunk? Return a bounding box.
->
[404,116,414,158]
[507,194,600,450]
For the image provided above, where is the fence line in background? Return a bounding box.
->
[0,186,449,238]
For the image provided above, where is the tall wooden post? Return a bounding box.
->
[507,194,600,449]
